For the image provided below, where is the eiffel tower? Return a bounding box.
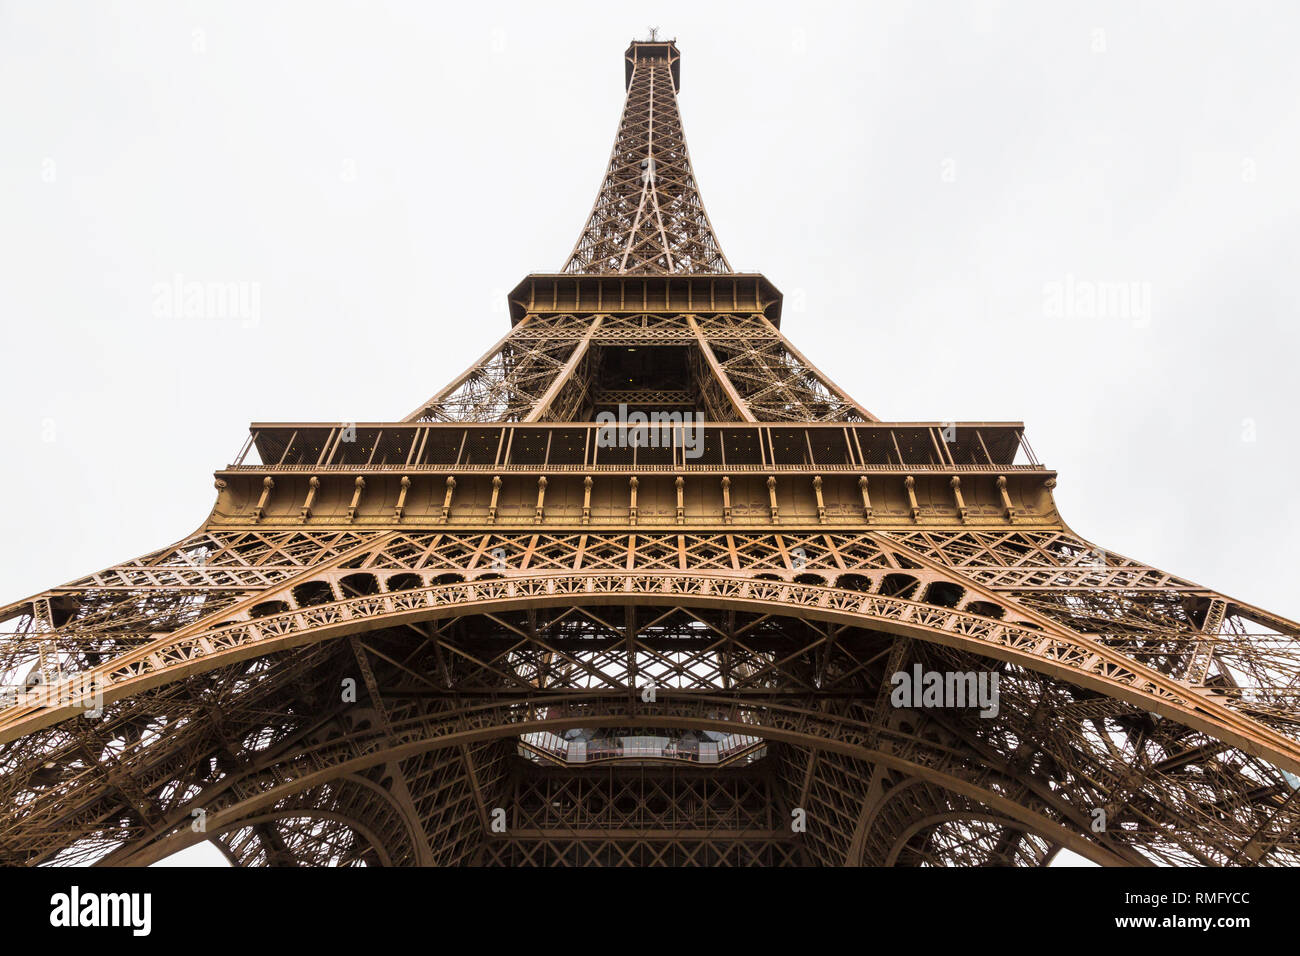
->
[4,37,1300,868]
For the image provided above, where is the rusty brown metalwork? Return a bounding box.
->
[2,37,1298,868]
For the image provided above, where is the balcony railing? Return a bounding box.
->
[518,731,767,766]
[228,421,1041,473]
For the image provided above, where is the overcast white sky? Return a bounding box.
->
[3,0,1297,867]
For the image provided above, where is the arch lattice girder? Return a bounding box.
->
[5,599,1296,866]
[879,805,1052,867]
[0,526,384,737]
[58,624,1289,868]
[6,568,1296,774]
[0,639,349,866]
[5,525,1300,865]
[6,524,1295,735]
[103,690,1134,868]
[879,528,1300,726]
[213,774,423,867]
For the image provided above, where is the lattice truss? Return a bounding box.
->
[3,525,1300,866]
[407,312,868,424]
[564,49,729,275]
[407,315,592,423]
[701,315,867,422]
[481,767,799,866]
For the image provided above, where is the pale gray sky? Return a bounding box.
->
[3,0,1297,867]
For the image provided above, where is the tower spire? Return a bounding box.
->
[563,39,731,275]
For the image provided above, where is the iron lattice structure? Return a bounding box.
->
[3,39,1300,868]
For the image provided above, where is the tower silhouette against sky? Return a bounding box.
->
[3,38,1300,867]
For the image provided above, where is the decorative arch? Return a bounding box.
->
[8,571,1297,782]
[112,692,1139,868]
[210,773,425,866]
